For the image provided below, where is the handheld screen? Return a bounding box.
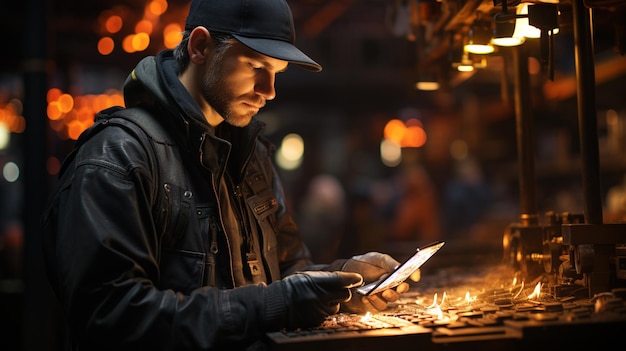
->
[355,241,445,296]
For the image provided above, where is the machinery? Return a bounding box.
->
[501,0,626,298]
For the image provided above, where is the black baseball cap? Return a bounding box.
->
[185,0,322,72]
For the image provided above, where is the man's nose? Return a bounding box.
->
[255,72,277,101]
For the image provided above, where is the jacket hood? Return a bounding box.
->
[121,50,268,180]
[123,50,210,131]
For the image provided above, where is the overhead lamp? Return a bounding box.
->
[415,71,440,91]
[491,1,524,47]
[464,21,495,55]
[492,1,559,49]
[527,2,559,80]
[492,17,525,46]
[512,3,541,39]
[415,78,440,91]
[453,51,474,72]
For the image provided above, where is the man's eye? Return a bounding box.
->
[250,63,263,70]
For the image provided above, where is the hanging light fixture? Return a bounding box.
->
[415,72,440,91]
[464,19,495,55]
[492,18,525,46]
[512,2,541,39]
[491,0,525,47]
[453,51,475,72]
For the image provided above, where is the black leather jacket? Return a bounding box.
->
[41,50,330,350]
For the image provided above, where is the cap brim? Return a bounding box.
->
[233,34,322,72]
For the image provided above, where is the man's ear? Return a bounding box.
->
[187,26,212,64]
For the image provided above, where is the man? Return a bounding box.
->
[41,1,410,350]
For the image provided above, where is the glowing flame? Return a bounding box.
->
[464,291,476,305]
[427,304,443,320]
[528,282,542,300]
[360,312,372,322]
[424,292,446,320]
[512,281,525,299]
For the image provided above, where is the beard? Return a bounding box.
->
[201,54,259,128]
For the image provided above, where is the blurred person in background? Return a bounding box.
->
[41,1,412,350]
[297,174,347,263]
[388,164,441,242]
[442,158,492,238]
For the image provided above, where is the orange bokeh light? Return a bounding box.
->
[383,118,427,148]
[98,37,115,55]
[105,15,123,34]
[148,0,168,16]
[57,94,74,113]
[402,125,427,148]
[46,88,124,140]
[135,19,153,35]
[383,119,406,145]
[132,32,150,51]
[163,23,183,49]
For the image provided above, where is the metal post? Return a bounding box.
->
[22,0,58,349]
[572,0,603,225]
[512,44,538,226]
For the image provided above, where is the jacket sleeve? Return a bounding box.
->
[41,126,283,351]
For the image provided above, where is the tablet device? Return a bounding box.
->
[355,241,445,296]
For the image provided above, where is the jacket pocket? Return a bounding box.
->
[246,191,279,257]
[157,248,205,294]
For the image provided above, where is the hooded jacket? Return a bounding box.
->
[41,50,341,350]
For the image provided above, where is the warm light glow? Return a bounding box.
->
[380,139,402,167]
[383,118,427,148]
[122,34,136,53]
[491,36,525,47]
[0,99,25,134]
[464,44,494,55]
[57,94,74,113]
[360,312,373,322]
[515,4,560,39]
[47,88,62,103]
[513,281,525,299]
[46,88,124,140]
[105,15,123,34]
[135,20,154,35]
[383,119,406,144]
[464,291,473,305]
[132,32,151,51]
[97,37,115,55]
[415,81,440,91]
[402,125,427,147]
[514,3,540,39]
[148,0,168,16]
[0,124,9,150]
[457,64,474,72]
[528,282,542,299]
[164,23,183,49]
[281,134,304,161]
[276,133,304,170]
[47,102,63,120]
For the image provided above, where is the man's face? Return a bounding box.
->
[201,42,288,127]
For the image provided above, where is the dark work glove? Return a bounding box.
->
[340,252,416,313]
[264,271,363,330]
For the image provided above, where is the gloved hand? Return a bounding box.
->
[339,252,417,313]
[264,271,363,330]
